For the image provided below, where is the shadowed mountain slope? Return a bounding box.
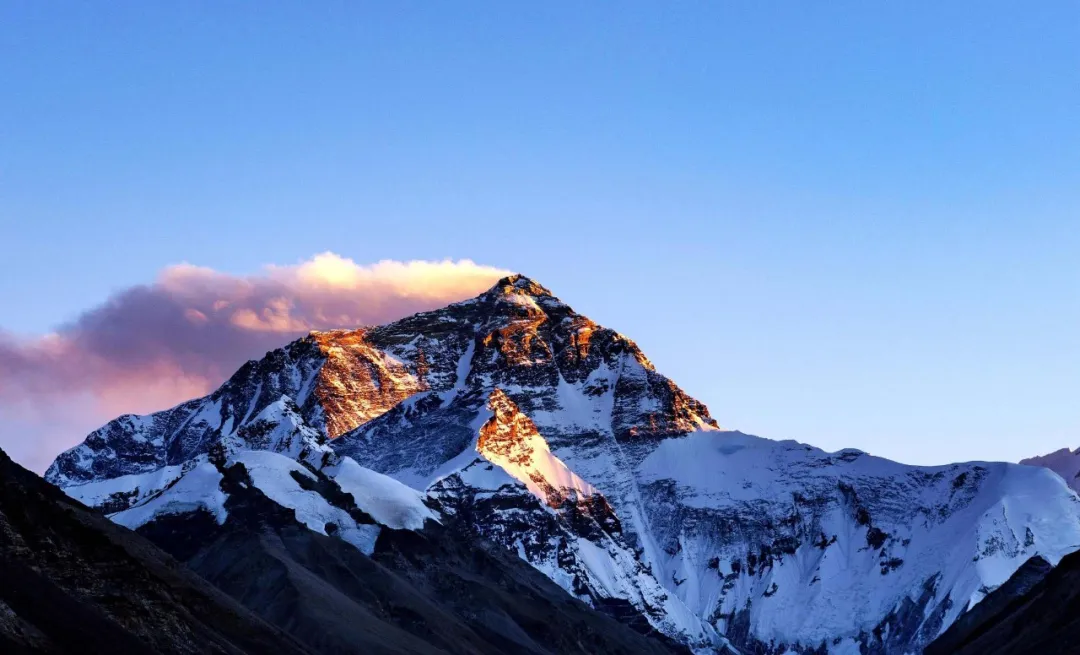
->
[0,446,308,655]
[926,550,1080,655]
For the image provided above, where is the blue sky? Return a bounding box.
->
[2,2,1078,465]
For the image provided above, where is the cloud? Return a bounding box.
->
[0,253,510,472]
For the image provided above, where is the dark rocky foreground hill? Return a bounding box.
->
[0,446,307,654]
[926,550,1080,655]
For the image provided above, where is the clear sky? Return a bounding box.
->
[2,2,1078,466]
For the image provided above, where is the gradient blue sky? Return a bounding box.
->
[2,2,1078,465]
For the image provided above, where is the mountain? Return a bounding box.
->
[47,274,1080,654]
[926,550,1080,654]
[0,444,308,654]
[1021,448,1080,493]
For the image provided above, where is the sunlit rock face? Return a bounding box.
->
[308,328,427,437]
[475,389,598,506]
[47,274,1080,654]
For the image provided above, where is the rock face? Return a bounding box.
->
[0,446,307,654]
[47,275,1080,654]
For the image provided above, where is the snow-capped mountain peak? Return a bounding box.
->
[45,276,1080,654]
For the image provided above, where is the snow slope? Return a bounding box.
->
[59,436,428,557]
[326,456,437,530]
[634,432,1080,650]
[1021,447,1080,493]
[111,458,228,530]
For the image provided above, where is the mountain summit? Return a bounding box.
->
[48,274,714,486]
[46,276,1080,654]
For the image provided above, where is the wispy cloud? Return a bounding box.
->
[0,253,510,472]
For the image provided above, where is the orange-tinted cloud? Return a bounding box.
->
[0,253,510,472]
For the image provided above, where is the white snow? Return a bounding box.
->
[64,462,189,510]
[439,338,476,407]
[498,291,543,313]
[1022,447,1080,493]
[225,395,332,465]
[453,455,525,495]
[111,458,228,529]
[528,367,616,434]
[230,450,382,554]
[575,537,621,596]
[325,457,437,530]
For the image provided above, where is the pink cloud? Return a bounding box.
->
[0,253,510,472]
